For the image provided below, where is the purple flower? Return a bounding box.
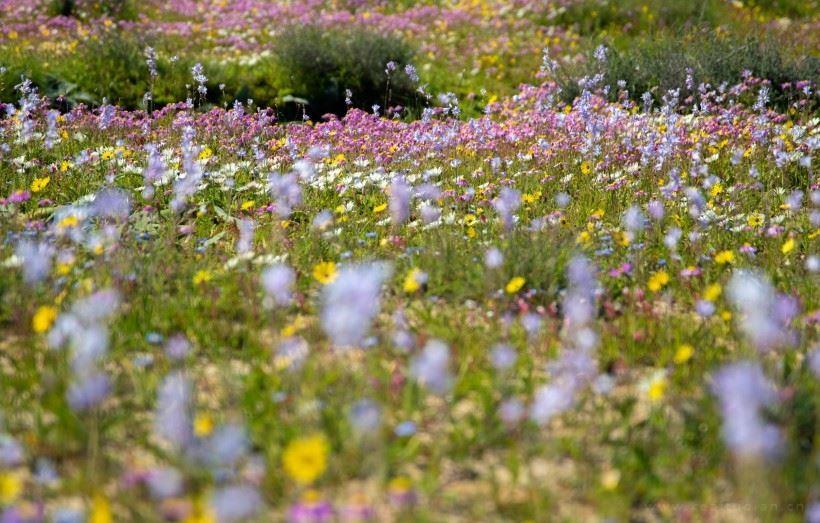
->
[484,247,503,269]
[490,343,517,370]
[146,467,183,499]
[320,263,390,348]
[212,485,262,522]
[261,264,295,307]
[0,436,24,467]
[727,270,798,351]
[236,218,255,254]
[269,172,303,218]
[67,372,111,412]
[410,339,452,394]
[92,187,131,221]
[15,239,53,284]
[389,176,411,226]
[711,361,781,458]
[288,496,334,523]
[154,372,192,449]
[164,334,191,361]
[492,187,521,231]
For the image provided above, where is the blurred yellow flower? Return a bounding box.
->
[505,276,525,294]
[89,494,112,523]
[703,283,722,302]
[647,270,669,292]
[600,469,620,491]
[373,203,387,213]
[714,250,735,265]
[0,471,22,504]
[781,238,795,254]
[645,371,668,402]
[673,344,694,364]
[32,305,58,333]
[312,261,338,284]
[746,213,764,227]
[30,176,50,193]
[192,270,213,285]
[193,413,214,437]
[403,268,424,293]
[282,434,329,485]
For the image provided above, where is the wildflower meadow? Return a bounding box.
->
[0,0,819,521]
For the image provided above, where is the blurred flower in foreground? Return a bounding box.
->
[410,339,452,394]
[282,435,329,485]
[320,262,390,347]
[711,361,781,458]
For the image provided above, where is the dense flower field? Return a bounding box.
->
[1,0,819,521]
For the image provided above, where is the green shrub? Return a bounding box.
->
[47,0,138,21]
[745,0,820,18]
[556,32,820,110]
[271,26,417,119]
[549,0,732,35]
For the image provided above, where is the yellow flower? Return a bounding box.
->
[714,250,735,265]
[781,238,795,254]
[746,213,764,227]
[388,476,413,495]
[192,270,213,285]
[198,147,213,161]
[647,270,669,292]
[645,371,668,403]
[403,268,425,293]
[709,183,723,197]
[0,472,22,504]
[240,200,255,211]
[505,276,525,294]
[57,215,79,229]
[673,344,694,364]
[32,305,58,333]
[89,494,112,523]
[373,203,387,213]
[600,469,620,491]
[312,261,337,284]
[194,413,214,437]
[30,176,50,193]
[580,160,592,175]
[282,434,329,485]
[703,283,722,302]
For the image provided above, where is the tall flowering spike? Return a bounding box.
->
[144,46,158,80]
[154,372,193,449]
[98,102,115,130]
[66,372,111,412]
[15,239,54,285]
[236,218,255,255]
[711,361,781,458]
[268,172,302,218]
[389,175,411,226]
[727,270,798,351]
[410,339,452,394]
[191,63,207,97]
[532,256,599,426]
[492,187,521,231]
[261,263,295,307]
[320,262,391,348]
[142,144,166,200]
[171,126,204,213]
